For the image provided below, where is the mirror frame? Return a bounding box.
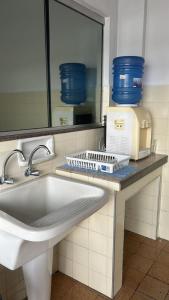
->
[0,0,105,142]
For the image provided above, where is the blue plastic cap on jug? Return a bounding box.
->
[112,56,145,106]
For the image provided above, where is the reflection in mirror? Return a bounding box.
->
[49,0,103,127]
[0,0,48,131]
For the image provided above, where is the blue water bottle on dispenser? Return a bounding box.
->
[59,63,86,105]
[112,56,144,106]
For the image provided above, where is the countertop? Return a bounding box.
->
[56,154,168,191]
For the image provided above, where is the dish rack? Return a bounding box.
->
[66,150,130,173]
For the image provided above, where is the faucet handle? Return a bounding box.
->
[30,170,40,176]
[25,168,40,177]
[0,176,14,185]
[4,177,14,184]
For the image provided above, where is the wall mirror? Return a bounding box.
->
[0,0,104,133]
[0,0,48,131]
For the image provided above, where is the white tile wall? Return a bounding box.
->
[58,256,73,277]
[89,213,109,236]
[89,269,107,295]
[107,237,114,258]
[58,240,73,260]
[113,195,125,295]
[73,262,89,285]
[59,218,114,297]
[125,177,160,239]
[126,194,157,211]
[57,173,115,298]
[125,216,157,238]
[89,231,108,256]
[67,227,89,248]
[73,244,88,266]
[125,207,157,225]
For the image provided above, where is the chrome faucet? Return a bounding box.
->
[0,149,26,184]
[24,145,51,177]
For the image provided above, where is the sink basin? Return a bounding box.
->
[0,174,107,242]
[0,174,108,300]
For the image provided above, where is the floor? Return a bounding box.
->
[51,230,169,300]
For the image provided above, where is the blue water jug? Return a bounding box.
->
[112,56,144,106]
[59,63,86,105]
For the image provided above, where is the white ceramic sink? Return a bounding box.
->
[0,174,108,243]
[0,174,107,242]
[0,174,108,300]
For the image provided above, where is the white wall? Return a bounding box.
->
[0,0,48,130]
[144,0,169,85]
[117,0,169,240]
[117,0,146,56]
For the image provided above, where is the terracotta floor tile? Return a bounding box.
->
[95,296,108,300]
[125,254,153,274]
[113,286,134,300]
[138,275,169,300]
[124,231,146,243]
[149,262,169,285]
[123,252,133,266]
[157,251,169,268]
[136,243,161,260]
[52,272,75,288]
[143,238,167,250]
[123,267,145,290]
[131,291,155,299]
[124,238,141,255]
[51,272,76,299]
[164,243,169,254]
[66,283,97,300]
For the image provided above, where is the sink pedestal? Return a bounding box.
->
[23,248,53,300]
